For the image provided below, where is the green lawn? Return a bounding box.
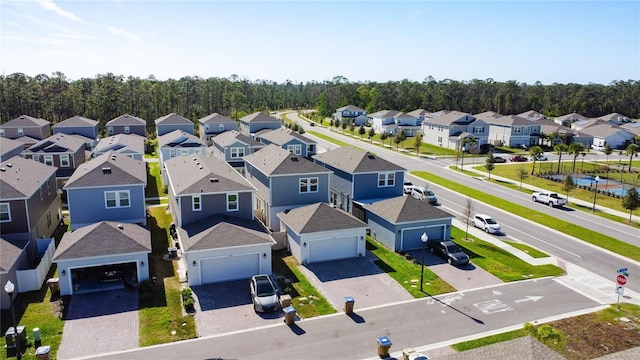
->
[451,329,527,352]
[145,162,166,200]
[306,131,364,149]
[502,240,549,258]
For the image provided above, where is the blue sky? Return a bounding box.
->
[1,1,638,84]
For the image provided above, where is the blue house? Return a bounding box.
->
[243,144,332,231]
[239,112,281,136]
[93,133,145,161]
[256,128,317,158]
[53,116,100,149]
[209,130,264,170]
[313,147,405,220]
[198,113,238,146]
[154,113,194,137]
[64,151,147,230]
[333,105,368,126]
[106,114,146,137]
[363,196,454,251]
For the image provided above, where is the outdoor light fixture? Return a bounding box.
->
[192,260,197,267]
[303,242,307,247]
[141,261,145,267]
[263,253,267,259]
[61,269,66,276]
[420,233,429,292]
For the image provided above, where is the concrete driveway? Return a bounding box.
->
[57,289,139,359]
[298,252,414,311]
[192,280,284,337]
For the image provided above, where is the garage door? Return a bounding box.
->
[308,236,358,263]
[200,253,260,284]
[402,226,445,250]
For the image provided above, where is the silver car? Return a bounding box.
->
[411,186,438,205]
[250,275,280,312]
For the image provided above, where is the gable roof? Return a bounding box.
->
[258,127,316,145]
[406,109,431,117]
[518,110,546,120]
[0,156,57,199]
[278,202,367,234]
[369,109,402,118]
[0,115,50,128]
[484,114,532,126]
[538,120,577,135]
[598,112,630,122]
[178,215,274,251]
[165,153,255,195]
[555,112,588,122]
[157,129,204,148]
[53,221,151,261]
[0,237,28,272]
[53,116,99,128]
[578,123,635,138]
[211,130,263,147]
[336,105,366,112]
[363,196,454,223]
[474,111,504,122]
[425,111,474,126]
[154,113,193,126]
[244,144,331,176]
[313,146,405,174]
[24,133,85,154]
[64,150,146,189]
[198,113,236,124]
[620,121,640,136]
[106,114,146,126]
[240,112,280,124]
[0,137,24,155]
[94,133,145,154]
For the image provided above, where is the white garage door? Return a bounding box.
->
[200,253,260,284]
[308,236,358,263]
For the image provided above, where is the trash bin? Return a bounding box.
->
[283,306,296,326]
[35,345,51,360]
[33,327,41,344]
[280,294,292,308]
[377,336,392,358]
[47,278,60,294]
[168,247,177,258]
[344,296,355,314]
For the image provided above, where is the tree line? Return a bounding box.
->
[1,73,639,130]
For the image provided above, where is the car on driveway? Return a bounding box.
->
[509,155,528,162]
[403,179,415,194]
[473,214,502,234]
[490,156,507,163]
[427,240,470,266]
[250,275,280,312]
[411,186,438,204]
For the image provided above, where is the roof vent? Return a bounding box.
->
[117,223,124,229]
[192,157,197,161]
[291,157,299,162]
[209,177,219,182]
[102,167,112,174]
[199,166,203,170]
[367,155,375,159]
[0,167,5,172]
[6,163,12,168]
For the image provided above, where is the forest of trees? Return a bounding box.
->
[1,72,639,132]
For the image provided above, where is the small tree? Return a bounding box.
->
[554,143,569,174]
[529,145,544,175]
[342,121,348,131]
[622,187,640,223]
[485,154,495,179]
[394,130,407,150]
[463,197,474,240]
[517,166,528,189]
[349,123,356,136]
[569,142,586,174]
[563,175,575,203]
[380,132,388,147]
[413,133,423,156]
[626,143,639,172]
[368,128,376,142]
[358,125,366,139]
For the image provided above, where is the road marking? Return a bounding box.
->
[504,227,582,258]
[514,295,543,303]
[492,290,502,296]
[473,299,513,314]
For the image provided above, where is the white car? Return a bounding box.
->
[403,179,415,194]
[473,214,502,234]
[532,154,547,161]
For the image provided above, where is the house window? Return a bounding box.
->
[287,144,302,155]
[124,126,131,134]
[428,124,434,130]
[205,124,210,131]
[60,154,70,167]
[227,193,238,211]
[307,144,315,153]
[514,127,522,134]
[108,127,113,134]
[0,129,4,137]
[378,172,395,187]
[170,148,176,157]
[32,155,40,162]
[299,177,318,193]
[46,179,51,195]
[44,155,53,166]
[105,190,130,208]
[192,195,201,211]
[0,203,10,222]
[230,147,245,158]
[18,128,24,136]
[437,136,443,143]
[473,126,484,134]
[46,211,52,227]
[219,124,225,131]
[181,149,189,156]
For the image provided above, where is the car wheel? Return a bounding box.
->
[532,196,537,202]
[447,258,452,265]
[429,247,435,253]
[548,201,553,206]
[485,227,490,233]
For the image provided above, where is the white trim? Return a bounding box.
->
[227,192,239,212]
[104,190,131,208]
[0,203,11,222]
[60,154,70,167]
[287,144,302,155]
[44,154,54,166]
[192,195,201,211]
[299,177,319,193]
[377,171,395,187]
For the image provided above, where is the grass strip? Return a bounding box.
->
[502,240,549,258]
[451,329,527,352]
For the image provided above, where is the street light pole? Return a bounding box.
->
[4,280,21,360]
[592,175,600,212]
[420,233,428,292]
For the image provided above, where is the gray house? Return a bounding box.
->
[0,138,24,162]
[198,113,237,145]
[53,116,100,149]
[239,112,281,135]
[93,133,145,161]
[579,123,636,150]
[363,196,454,252]
[256,127,317,158]
[313,147,405,220]
[278,202,368,265]
[480,114,541,148]
[244,144,332,231]
[64,151,147,230]
[22,133,87,189]
[0,115,52,149]
[1,237,29,309]
[333,105,367,126]
[106,114,146,137]
[154,113,194,137]
[209,130,264,170]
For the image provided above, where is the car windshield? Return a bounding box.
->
[485,217,497,224]
[404,180,413,185]
[256,279,275,297]
[426,190,435,196]
[446,244,463,253]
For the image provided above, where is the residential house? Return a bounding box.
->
[106,114,146,137]
[0,115,52,149]
[369,110,401,134]
[421,111,488,151]
[553,112,588,127]
[256,127,317,158]
[312,146,405,220]
[209,130,264,170]
[406,109,431,127]
[154,113,194,137]
[197,113,238,145]
[621,122,640,138]
[53,221,151,296]
[333,105,368,126]
[482,114,541,148]
[518,110,548,122]
[598,113,632,125]
[157,130,207,183]
[53,116,100,149]
[0,156,59,257]
[1,237,29,309]
[22,133,88,189]
[93,133,145,161]
[363,196,454,252]
[244,144,332,231]
[164,154,274,286]
[394,112,420,136]
[571,118,600,131]
[0,138,24,162]
[278,202,368,265]
[239,112,281,136]
[537,120,582,147]
[64,151,147,230]
[578,123,636,150]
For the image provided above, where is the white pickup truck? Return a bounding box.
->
[532,191,567,207]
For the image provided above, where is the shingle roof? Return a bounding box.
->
[23,133,85,154]
[278,202,367,234]
[484,114,531,126]
[0,115,50,128]
[518,110,546,119]
[211,130,263,147]
[598,112,629,122]
[165,153,255,195]
[178,215,274,251]
[53,221,151,261]
[406,109,431,117]
[0,156,57,199]
[106,114,146,126]
[53,116,99,128]
[0,137,24,155]
[313,147,405,174]
[436,336,564,360]
[578,123,634,138]
[64,151,146,189]
[157,130,203,148]
[336,105,366,112]
[244,144,331,176]
[424,111,474,126]
[363,196,454,223]
[555,112,588,122]
[240,112,280,124]
[198,113,236,124]
[10,136,39,146]
[539,121,576,135]
[369,110,402,118]
[474,111,504,122]
[154,113,193,126]
[93,133,145,154]
[0,237,28,272]
[258,128,315,145]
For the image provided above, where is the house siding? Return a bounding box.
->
[107,125,146,137]
[157,124,194,137]
[270,174,330,206]
[0,199,29,234]
[53,125,99,140]
[353,172,403,200]
[245,164,271,203]
[1,125,51,140]
[178,191,253,226]
[67,186,146,229]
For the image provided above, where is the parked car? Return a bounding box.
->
[309,122,315,126]
[411,186,438,205]
[591,144,605,151]
[403,179,415,194]
[509,155,528,162]
[532,191,567,207]
[490,156,507,163]
[472,214,502,234]
[531,154,548,161]
[427,240,470,266]
[479,144,495,154]
[100,268,123,283]
[250,274,280,312]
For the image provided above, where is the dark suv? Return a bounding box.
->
[427,240,470,266]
